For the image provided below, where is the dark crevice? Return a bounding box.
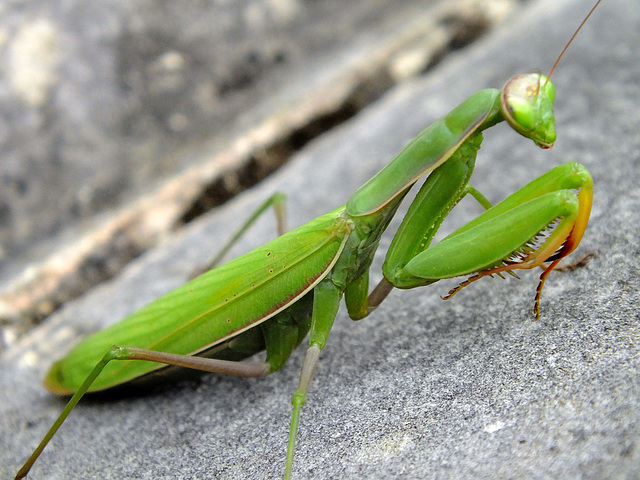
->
[423,14,492,73]
[443,13,491,51]
[178,80,387,224]
[179,67,396,225]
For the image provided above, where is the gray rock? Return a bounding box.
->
[1,0,638,478]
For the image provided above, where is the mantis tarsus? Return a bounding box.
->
[15,2,602,479]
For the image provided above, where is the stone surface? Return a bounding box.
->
[1,0,638,478]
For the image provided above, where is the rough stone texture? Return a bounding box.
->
[1,0,638,479]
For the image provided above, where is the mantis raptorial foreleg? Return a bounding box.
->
[344,162,592,325]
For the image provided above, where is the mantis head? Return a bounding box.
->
[501,0,603,151]
[501,73,557,149]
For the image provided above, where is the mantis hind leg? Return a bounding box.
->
[15,297,313,480]
[14,346,272,480]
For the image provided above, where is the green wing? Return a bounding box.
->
[46,208,350,393]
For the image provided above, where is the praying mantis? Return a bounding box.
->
[13,1,604,479]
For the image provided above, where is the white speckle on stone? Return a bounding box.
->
[20,350,40,368]
[483,420,506,433]
[160,50,185,71]
[8,19,61,107]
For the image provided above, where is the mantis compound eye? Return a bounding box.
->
[501,73,557,149]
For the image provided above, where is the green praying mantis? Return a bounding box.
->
[15,2,603,479]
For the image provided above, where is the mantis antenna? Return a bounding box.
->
[545,0,603,83]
